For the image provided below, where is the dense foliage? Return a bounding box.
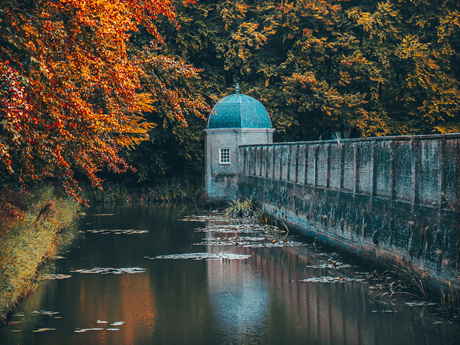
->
[0,0,207,211]
[1,0,459,211]
[160,0,460,141]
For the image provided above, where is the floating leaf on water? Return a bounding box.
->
[53,255,66,260]
[31,310,60,316]
[97,320,108,324]
[194,236,306,248]
[41,274,72,280]
[107,328,120,331]
[148,252,251,261]
[111,321,124,326]
[84,229,148,235]
[32,328,56,332]
[372,310,398,313]
[92,214,115,216]
[196,223,270,234]
[299,276,365,284]
[179,214,227,222]
[74,328,104,333]
[305,263,352,269]
[404,301,437,307]
[70,267,146,274]
[179,216,207,222]
[193,222,306,248]
[10,330,22,333]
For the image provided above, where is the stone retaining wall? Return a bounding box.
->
[238,134,460,288]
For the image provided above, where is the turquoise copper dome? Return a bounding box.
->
[207,84,272,129]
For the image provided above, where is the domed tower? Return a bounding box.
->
[205,84,274,203]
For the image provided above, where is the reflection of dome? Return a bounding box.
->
[207,85,272,129]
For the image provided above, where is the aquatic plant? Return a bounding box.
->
[148,252,252,261]
[225,197,259,219]
[224,198,292,244]
[70,267,146,274]
[440,281,459,313]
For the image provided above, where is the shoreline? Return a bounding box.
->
[0,186,80,326]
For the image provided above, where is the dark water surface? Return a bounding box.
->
[1,205,459,345]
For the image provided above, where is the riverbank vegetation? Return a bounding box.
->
[81,179,204,205]
[0,186,80,325]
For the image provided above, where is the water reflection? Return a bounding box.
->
[203,218,459,345]
[1,205,459,345]
[207,254,269,343]
[70,273,156,344]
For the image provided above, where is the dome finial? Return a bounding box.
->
[235,83,240,94]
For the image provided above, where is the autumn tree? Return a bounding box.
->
[158,0,459,140]
[345,0,460,135]
[0,0,207,210]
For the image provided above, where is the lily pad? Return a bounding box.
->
[84,229,148,235]
[41,274,72,280]
[74,328,104,333]
[31,310,60,316]
[148,252,251,261]
[32,328,56,332]
[299,276,366,284]
[111,321,124,326]
[70,267,146,274]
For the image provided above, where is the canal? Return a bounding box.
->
[1,205,459,345]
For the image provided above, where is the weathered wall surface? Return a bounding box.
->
[238,134,460,288]
[205,128,274,203]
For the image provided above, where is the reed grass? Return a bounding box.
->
[0,185,80,325]
[142,179,204,204]
[81,182,131,204]
[81,179,205,204]
[225,197,259,219]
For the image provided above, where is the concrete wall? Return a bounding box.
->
[238,134,460,288]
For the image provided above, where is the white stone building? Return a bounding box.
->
[205,84,274,203]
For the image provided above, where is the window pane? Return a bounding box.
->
[220,148,230,164]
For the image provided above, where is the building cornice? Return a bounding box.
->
[204,128,275,133]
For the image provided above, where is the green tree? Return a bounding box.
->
[157,0,460,141]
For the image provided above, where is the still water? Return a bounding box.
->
[1,205,459,345]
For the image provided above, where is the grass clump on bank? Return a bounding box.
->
[0,185,80,325]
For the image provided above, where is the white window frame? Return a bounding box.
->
[219,148,231,165]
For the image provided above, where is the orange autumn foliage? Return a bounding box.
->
[0,0,205,205]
